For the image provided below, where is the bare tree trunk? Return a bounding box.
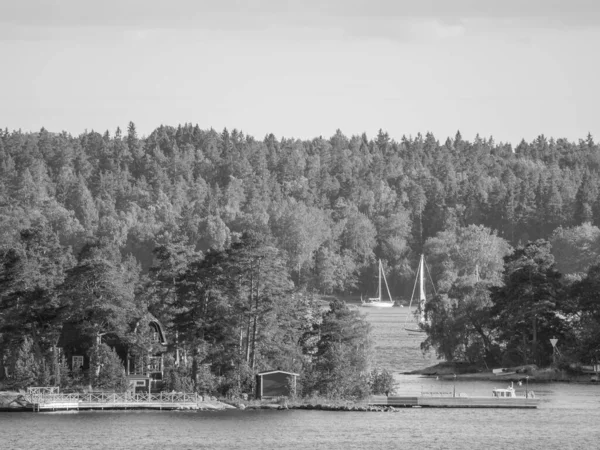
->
[95,333,102,376]
[53,344,60,387]
[250,259,261,370]
[175,331,180,366]
[250,315,258,370]
[239,320,244,358]
[245,263,253,364]
[191,345,200,389]
[532,315,537,364]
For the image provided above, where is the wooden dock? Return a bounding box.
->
[370,394,540,409]
[26,392,203,412]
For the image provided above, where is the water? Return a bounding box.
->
[1,306,599,449]
[364,305,439,372]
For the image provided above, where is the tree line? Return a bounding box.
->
[1,124,600,396]
[421,223,600,369]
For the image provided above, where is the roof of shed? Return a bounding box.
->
[257,370,299,376]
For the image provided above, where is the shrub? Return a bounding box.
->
[12,337,40,389]
[369,368,396,395]
[164,364,195,392]
[89,343,129,392]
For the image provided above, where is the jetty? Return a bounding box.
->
[369,393,539,409]
[0,387,231,412]
[29,392,203,412]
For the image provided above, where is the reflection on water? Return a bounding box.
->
[361,305,439,373]
[2,305,599,449]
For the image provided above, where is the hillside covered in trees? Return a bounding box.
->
[2,124,600,396]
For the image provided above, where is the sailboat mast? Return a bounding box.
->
[378,260,382,301]
[419,254,426,323]
[380,261,394,304]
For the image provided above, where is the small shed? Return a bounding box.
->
[255,370,299,399]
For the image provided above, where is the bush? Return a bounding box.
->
[369,368,396,395]
[12,337,42,389]
[164,364,195,392]
[216,362,253,398]
[89,343,129,392]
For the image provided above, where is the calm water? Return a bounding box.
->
[1,307,599,450]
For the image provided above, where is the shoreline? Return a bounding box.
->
[404,362,600,383]
[3,362,597,413]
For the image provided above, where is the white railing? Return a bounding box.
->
[420,391,454,397]
[26,391,199,405]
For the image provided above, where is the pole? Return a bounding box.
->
[525,376,529,398]
[453,374,456,398]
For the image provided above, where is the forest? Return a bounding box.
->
[1,123,600,398]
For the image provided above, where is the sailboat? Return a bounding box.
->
[360,259,395,308]
[404,254,429,332]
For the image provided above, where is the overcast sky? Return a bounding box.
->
[1,0,598,144]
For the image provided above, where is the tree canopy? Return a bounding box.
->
[3,124,600,393]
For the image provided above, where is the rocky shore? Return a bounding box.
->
[406,362,600,383]
[0,392,32,411]
[235,402,399,412]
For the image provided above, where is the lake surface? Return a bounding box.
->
[1,307,599,449]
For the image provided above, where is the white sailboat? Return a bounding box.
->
[404,254,429,332]
[360,259,395,308]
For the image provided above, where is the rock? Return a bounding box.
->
[238,403,246,410]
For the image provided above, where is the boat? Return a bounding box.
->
[492,382,536,399]
[360,259,395,308]
[404,254,429,332]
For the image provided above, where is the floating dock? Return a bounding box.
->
[369,394,539,409]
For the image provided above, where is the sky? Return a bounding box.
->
[1,0,599,145]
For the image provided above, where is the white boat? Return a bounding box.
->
[404,254,429,332]
[360,259,395,308]
[492,382,536,400]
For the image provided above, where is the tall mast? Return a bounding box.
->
[378,259,382,301]
[381,260,394,303]
[419,255,426,323]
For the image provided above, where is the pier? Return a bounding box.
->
[369,394,539,408]
[19,387,208,412]
[29,392,202,411]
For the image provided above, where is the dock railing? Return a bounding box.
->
[25,391,199,406]
[419,391,454,397]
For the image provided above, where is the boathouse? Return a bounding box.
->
[255,370,299,399]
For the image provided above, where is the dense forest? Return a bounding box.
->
[1,124,600,397]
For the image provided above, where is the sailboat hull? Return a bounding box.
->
[362,259,395,308]
[360,301,395,308]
